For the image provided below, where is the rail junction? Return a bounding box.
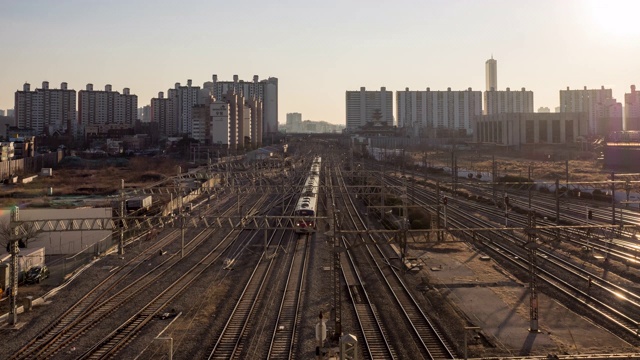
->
[2,139,640,359]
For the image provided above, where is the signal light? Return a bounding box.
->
[504,195,509,206]
[588,210,593,220]
[443,197,448,205]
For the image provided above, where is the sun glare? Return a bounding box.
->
[590,0,640,37]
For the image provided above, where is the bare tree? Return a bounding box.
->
[0,220,39,250]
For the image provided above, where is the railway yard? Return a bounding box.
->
[2,138,640,359]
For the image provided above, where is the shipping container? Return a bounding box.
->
[126,195,152,211]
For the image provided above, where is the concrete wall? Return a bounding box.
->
[0,151,63,179]
[18,208,113,255]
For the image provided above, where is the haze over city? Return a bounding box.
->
[1,0,640,125]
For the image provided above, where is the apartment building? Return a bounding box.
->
[396,87,482,135]
[150,92,177,137]
[484,87,534,115]
[625,85,640,131]
[208,74,278,137]
[560,86,622,136]
[14,82,76,136]
[78,84,138,132]
[345,87,393,131]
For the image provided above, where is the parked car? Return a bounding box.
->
[25,266,50,284]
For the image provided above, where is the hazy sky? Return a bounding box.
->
[1,0,640,125]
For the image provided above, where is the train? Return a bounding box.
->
[294,156,321,234]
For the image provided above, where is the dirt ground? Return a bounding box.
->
[405,239,638,358]
[417,148,609,182]
[0,156,191,209]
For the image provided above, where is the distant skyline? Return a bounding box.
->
[2,0,640,125]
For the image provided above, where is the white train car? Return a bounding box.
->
[294,156,321,233]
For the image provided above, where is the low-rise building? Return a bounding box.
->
[473,112,589,147]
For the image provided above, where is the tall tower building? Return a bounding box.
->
[560,86,622,135]
[396,87,482,135]
[345,87,393,131]
[485,56,497,91]
[14,81,76,136]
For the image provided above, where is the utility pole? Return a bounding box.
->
[119,179,125,255]
[526,211,539,332]
[436,181,441,242]
[565,160,569,192]
[528,165,532,209]
[333,207,341,338]
[554,178,560,223]
[492,156,497,203]
[8,206,19,325]
[611,172,616,225]
[401,175,408,264]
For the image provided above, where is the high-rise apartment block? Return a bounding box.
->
[172,80,208,135]
[208,75,278,136]
[559,86,622,135]
[14,82,76,136]
[396,87,482,135]
[150,92,176,137]
[78,84,137,130]
[6,109,14,118]
[484,87,534,115]
[286,113,302,133]
[625,85,640,131]
[208,89,249,150]
[345,87,393,131]
[151,75,271,146]
[138,105,151,123]
[0,110,5,117]
[485,56,497,91]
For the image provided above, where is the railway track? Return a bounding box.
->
[206,173,306,359]
[398,175,640,340]
[10,228,181,360]
[78,199,269,359]
[265,233,311,360]
[11,190,267,359]
[335,167,455,359]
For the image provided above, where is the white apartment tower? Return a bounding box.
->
[15,81,76,136]
[625,85,640,131]
[559,86,622,135]
[209,74,278,138]
[396,87,482,135]
[170,80,202,135]
[485,56,497,91]
[345,87,393,131]
[484,87,534,115]
[210,99,231,147]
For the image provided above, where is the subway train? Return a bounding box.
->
[293,156,321,233]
